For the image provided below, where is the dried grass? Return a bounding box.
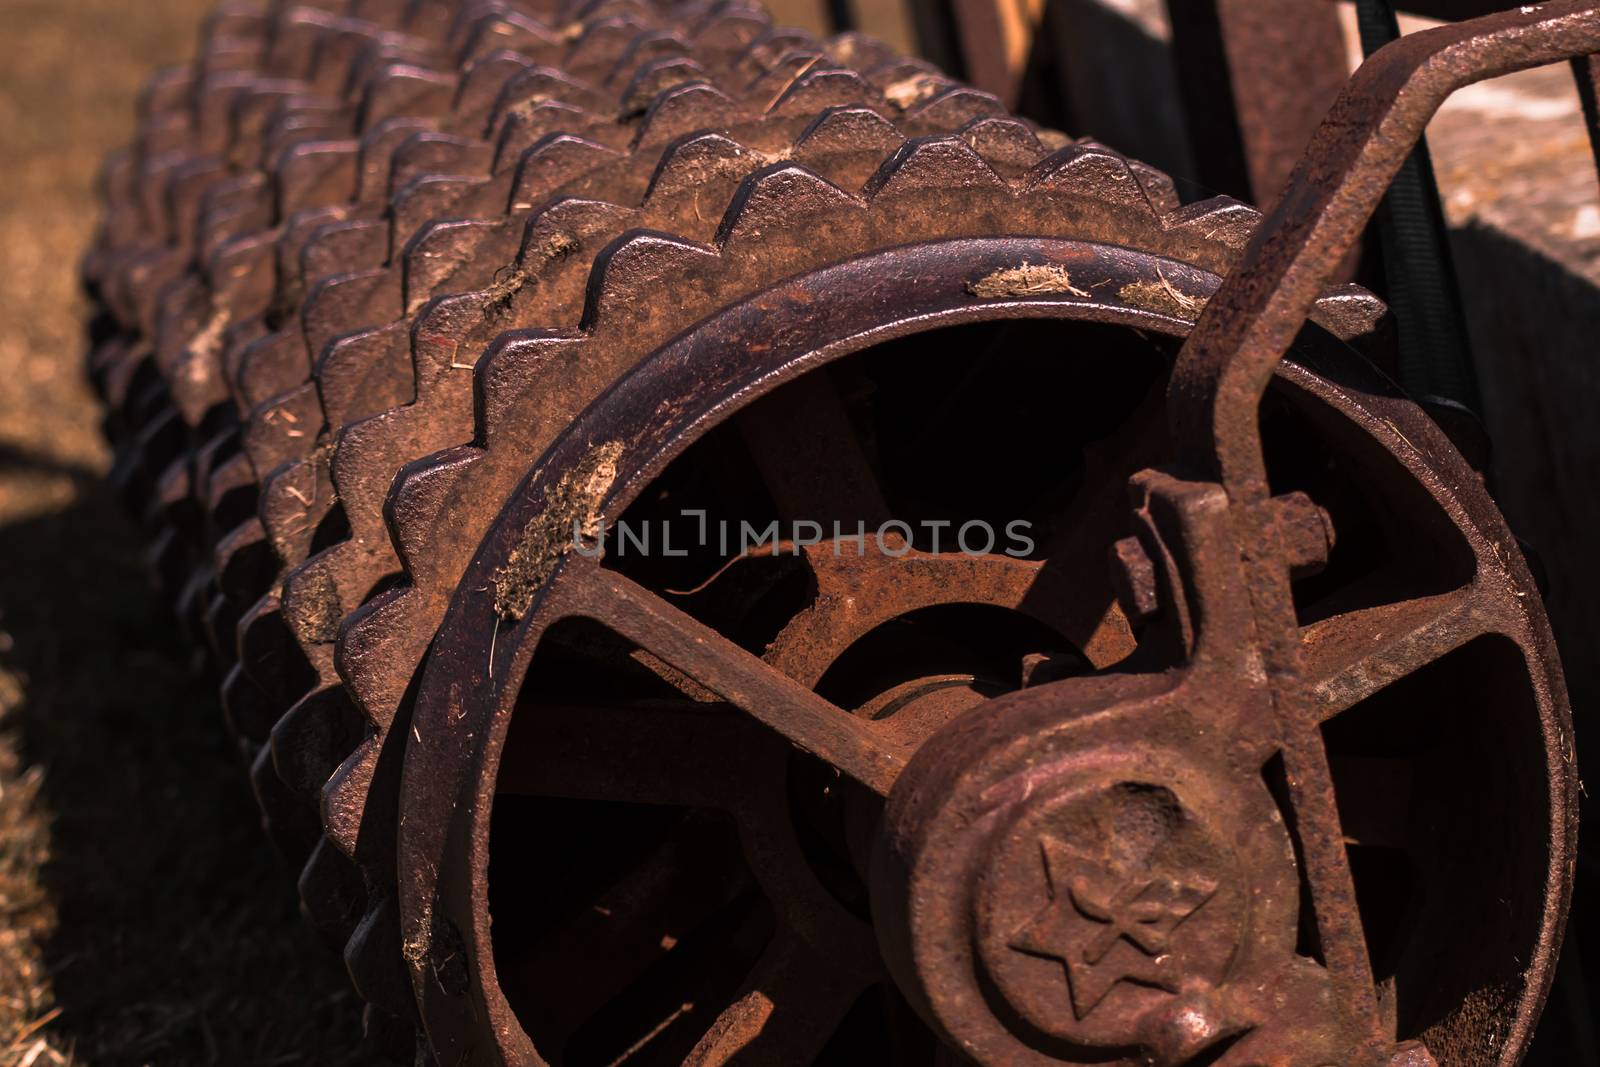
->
[967,263,1089,300]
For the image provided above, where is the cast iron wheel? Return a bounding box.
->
[394,238,1572,1065]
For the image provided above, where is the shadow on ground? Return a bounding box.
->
[0,443,380,1066]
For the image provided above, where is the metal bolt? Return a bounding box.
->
[1271,491,1337,577]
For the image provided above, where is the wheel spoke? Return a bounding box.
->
[1282,575,1495,1028]
[738,369,892,534]
[558,561,905,795]
[1301,588,1487,722]
[501,816,753,1053]
[496,700,773,808]
[683,931,874,1066]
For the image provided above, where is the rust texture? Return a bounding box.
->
[83,0,1583,1063]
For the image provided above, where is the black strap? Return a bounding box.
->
[1355,0,1489,468]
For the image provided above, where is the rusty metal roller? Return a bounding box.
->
[85,0,1583,1063]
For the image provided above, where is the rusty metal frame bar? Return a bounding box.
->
[1166,0,1350,208]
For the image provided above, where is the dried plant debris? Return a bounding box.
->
[1119,267,1206,320]
[968,263,1090,299]
[494,440,624,620]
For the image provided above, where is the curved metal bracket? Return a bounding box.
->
[1169,0,1600,504]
